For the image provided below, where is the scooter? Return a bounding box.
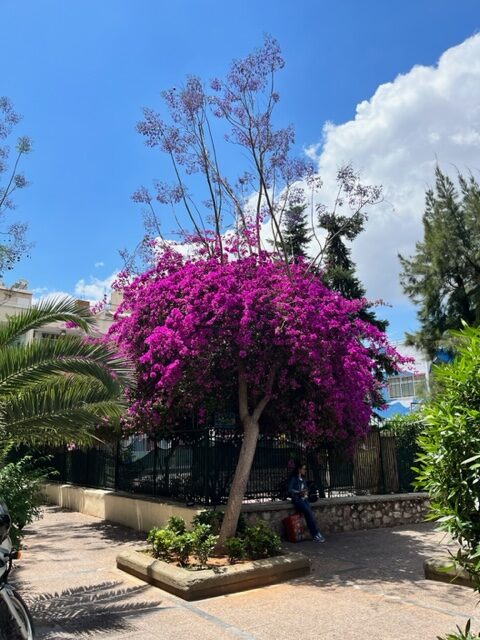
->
[0,505,34,639]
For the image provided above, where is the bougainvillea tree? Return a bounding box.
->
[110,244,404,545]
[111,37,402,547]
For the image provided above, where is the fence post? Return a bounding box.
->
[62,444,67,482]
[84,448,90,487]
[114,440,120,491]
[204,429,210,506]
[153,433,158,497]
[378,431,386,494]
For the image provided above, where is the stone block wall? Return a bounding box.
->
[44,483,430,539]
[241,493,430,536]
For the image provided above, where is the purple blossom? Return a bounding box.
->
[109,246,406,442]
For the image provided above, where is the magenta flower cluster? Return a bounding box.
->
[109,248,405,444]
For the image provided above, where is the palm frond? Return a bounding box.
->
[0,335,134,395]
[0,296,96,347]
[0,296,133,447]
[2,377,128,445]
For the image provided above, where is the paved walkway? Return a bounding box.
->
[12,506,480,639]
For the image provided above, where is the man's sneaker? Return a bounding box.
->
[314,533,325,543]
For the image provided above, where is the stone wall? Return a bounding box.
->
[241,493,430,536]
[44,483,430,538]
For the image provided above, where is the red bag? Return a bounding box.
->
[282,514,308,543]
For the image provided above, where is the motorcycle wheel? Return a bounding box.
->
[0,589,35,640]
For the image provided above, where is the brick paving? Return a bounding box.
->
[11,506,480,639]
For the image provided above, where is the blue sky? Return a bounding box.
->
[2,0,480,340]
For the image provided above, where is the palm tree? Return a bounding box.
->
[0,296,133,447]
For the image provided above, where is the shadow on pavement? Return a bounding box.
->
[287,522,458,589]
[24,508,145,548]
[26,581,166,638]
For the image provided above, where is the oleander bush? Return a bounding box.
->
[437,620,480,639]
[416,326,480,588]
[416,326,480,639]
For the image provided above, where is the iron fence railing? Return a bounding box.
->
[44,426,418,505]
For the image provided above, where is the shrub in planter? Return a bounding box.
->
[225,536,246,564]
[190,524,218,567]
[243,521,282,560]
[147,517,218,568]
[147,526,177,561]
[171,532,194,567]
[192,509,246,536]
[167,516,186,535]
[192,509,223,534]
[147,516,281,567]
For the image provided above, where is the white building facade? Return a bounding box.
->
[379,342,431,419]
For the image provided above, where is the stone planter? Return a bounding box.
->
[424,558,476,589]
[117,549,310,601]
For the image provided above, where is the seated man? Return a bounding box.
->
[288,462,325,543]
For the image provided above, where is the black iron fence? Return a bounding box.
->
[47,426,418,505]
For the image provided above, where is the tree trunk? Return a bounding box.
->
[216,417,259,550]
[214,364,276,553]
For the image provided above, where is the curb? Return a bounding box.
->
[117,549,311,601]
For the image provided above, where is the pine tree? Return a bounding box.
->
[399,167,480,358]
[319,211,388,333]
[281,204,311,261]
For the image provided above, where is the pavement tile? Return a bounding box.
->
[10,506,480,640]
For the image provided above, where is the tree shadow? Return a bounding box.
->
[70,519,146,545]
[25,506,146,549]
[285,522,475,609]
[24,581,169,638]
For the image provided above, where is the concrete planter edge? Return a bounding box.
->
[117,549,311,600]
[424,558,475,589]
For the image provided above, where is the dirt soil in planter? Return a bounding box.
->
[144,550,250,570]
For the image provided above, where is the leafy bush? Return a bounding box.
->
[192,509,224,534]
[166,515,186,534]
[147,516,280,567]
[416,326,480,588]
[147,526,177,561]
[171,532,194,567]
[0,449,50,546]
[437,619,479,639]
[190,524,218,566]
[225,536,246,564]
[147,517,217,567]
[243,520,281,560]
[192,509,246,536]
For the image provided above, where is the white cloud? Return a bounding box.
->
[31,286,49,296]
[94,261,105,268]
[313,34,480,303]
[74,271,118,303]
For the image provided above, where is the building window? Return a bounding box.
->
[388,373,426,399]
